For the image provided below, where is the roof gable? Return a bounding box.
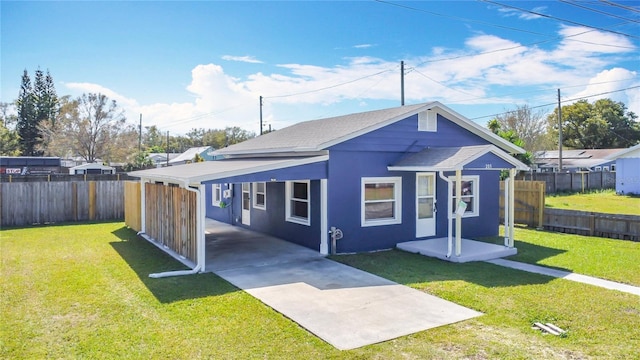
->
[607,144,640,159]
[215,102,524,156]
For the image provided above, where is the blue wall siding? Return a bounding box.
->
[329,114,488,153]
[326,150,417,252]
[205,179,322,251]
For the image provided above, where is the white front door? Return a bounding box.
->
[416,173,436,237]
[241,183,250,226]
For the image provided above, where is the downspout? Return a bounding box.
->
[438,171,453,258]
[148,183,205,278]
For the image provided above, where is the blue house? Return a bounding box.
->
[130,102,528,273]
[608,144,640,195]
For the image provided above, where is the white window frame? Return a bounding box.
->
[285,180,310,226]
[212,183,222,207]
[253,182,266,210]
[418,110,437,132]
[448,175,479,218]
[361,177,402,227]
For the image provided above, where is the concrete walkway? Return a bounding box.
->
[486,259,640,296]
[205,220,482,350]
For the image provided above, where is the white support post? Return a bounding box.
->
[504,177,510,246]
[455,170,462,257]
[509,168,516,248]
[320,179,328,255]
[198,183,206,270]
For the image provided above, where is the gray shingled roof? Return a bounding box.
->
[215,103,431,155]
[389,145,529,171]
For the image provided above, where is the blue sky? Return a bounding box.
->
[2,1,639,135]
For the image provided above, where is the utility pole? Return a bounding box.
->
[138,114,142,153]
[400,61,405,106]
[166,131,170,166]
[557,89,563,172]
[259,96,263,135]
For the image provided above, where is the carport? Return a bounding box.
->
[128,155,329,277]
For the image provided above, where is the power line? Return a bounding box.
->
[599,0,640,14]
[469,85,640,120]
[560,0,640,23]
[374,0,553,36]
[482,0,640,39]
[263,65,398,99]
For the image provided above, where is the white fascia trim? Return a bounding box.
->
[607,144,640,159]
[429,102,526,155]
[190,154,329,184]
[214,147,320,156]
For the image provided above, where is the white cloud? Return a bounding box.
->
[221,55,263,64]
[354,44,374,49]
[497,6,546,20]
[63,26,639,135]
[567,68,640,114]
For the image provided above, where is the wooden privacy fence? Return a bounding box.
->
[124,181,141,232]
[0,181,124,227]
[544,208,640,241]
[139,182,198,264]
[499,180,546,228]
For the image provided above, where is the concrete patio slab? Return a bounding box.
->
[397,237,517,263]
[204,219,482,350]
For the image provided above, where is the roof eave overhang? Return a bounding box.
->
[129,155,329,186]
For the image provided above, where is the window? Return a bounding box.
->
[286,181,310,225]
[253,182,266,210]
[212,184,222,206]
[361,177,402,226]
[418,110,437,132]
[448,175,479,217]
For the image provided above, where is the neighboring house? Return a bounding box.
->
[167,146,215,166]
[131,102,528,259]
[147,153,181,167]
[607,144,640,195]
[69,163,115,175]
[533,149,622,172]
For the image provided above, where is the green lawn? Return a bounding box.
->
[484,226,640,286]
[545,189,640,215]
[2,222,639,359]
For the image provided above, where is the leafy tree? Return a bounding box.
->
[40,93,135,163]
[0,102,20,156]
[487,119,533,165]
[491,104,551,152]
[15,70,38,155]
[123,150,154,171]
[547,99,640,149]
[193,153,205,162]
[0,122,20,156]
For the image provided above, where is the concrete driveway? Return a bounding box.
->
[205,219,482,350]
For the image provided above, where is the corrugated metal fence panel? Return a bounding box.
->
[0,181,125,227]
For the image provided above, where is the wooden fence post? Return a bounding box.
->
[89,181,96,220]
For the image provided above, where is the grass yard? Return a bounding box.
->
[2,222,640,359]
[483,226,640,287]
[545,189,640,215]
